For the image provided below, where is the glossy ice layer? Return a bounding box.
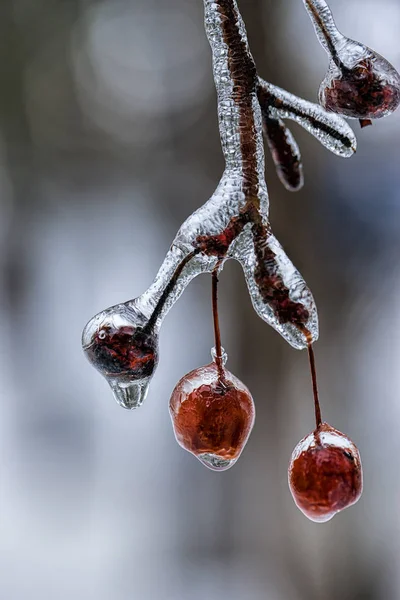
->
[302,0,400,119]
[231,228,318,348]
[302,0,347,56]
[169,361,255,471]
[320,49,400,119]
[288,422,363,522]
[83,0,329,410]
[82,303,158,409]
[258,79,357,157]
[211,345,228,366]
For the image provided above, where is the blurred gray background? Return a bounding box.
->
[1,0,400,598]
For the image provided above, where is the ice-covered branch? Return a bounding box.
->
[82,0,357,410]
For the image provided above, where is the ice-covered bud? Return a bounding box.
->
[302,0,400,120]
[320,46,400,120]
[82,303,158,409]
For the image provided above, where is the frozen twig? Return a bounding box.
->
[82,0,357,409]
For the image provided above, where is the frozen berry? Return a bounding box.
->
[288,422,362,522]
[169,362,255,471]
[320,51,400,120]
[82,304,158,409]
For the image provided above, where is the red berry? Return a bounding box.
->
[169,362,255,471]
[288,422,362,522]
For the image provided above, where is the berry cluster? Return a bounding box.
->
[82,0,399,522]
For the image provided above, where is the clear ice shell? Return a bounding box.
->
[169,362,255,472]
[211,345,228,365]
[230,227,318,349]
[302,0,400,119]
[82,0,323,410]
[288,423,363,522]
[259,79,357,157]
[82,302,158,410]
[319,48,400,120]
[290,425,359,463]
[302,0,346,56]
[198,453,236,471]
[204,0,265,185]
[171,174,318,349]
[109,379,150,410]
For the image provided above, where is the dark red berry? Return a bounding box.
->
[288,422,362,522]
[82,308,158,383]
[88,325,157,380]
[169,362,255,471]
[320,53,400,120]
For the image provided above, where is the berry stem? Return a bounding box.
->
[212,263,224,377]
[307,342,322,429]
[359,119,373,128]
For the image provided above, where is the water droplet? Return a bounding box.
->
[109,379,150,410]
[198,453,236,471]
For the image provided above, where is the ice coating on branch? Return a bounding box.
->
[203,0,265,193]
[82,0,321,408]
[302,0,400,120]
[230,228,318,348]
[302,0,345,56]
[258,79,357,157]
[82,245,215,408]
[320,46,400,120]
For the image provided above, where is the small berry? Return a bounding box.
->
[83,307,158,382]
[288,422,362,522]
[320,51,400,120]
[82,306,158,409]
[86,323,157,380]
[169,362,255,471]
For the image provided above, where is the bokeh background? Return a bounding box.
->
[1,0,400,598]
